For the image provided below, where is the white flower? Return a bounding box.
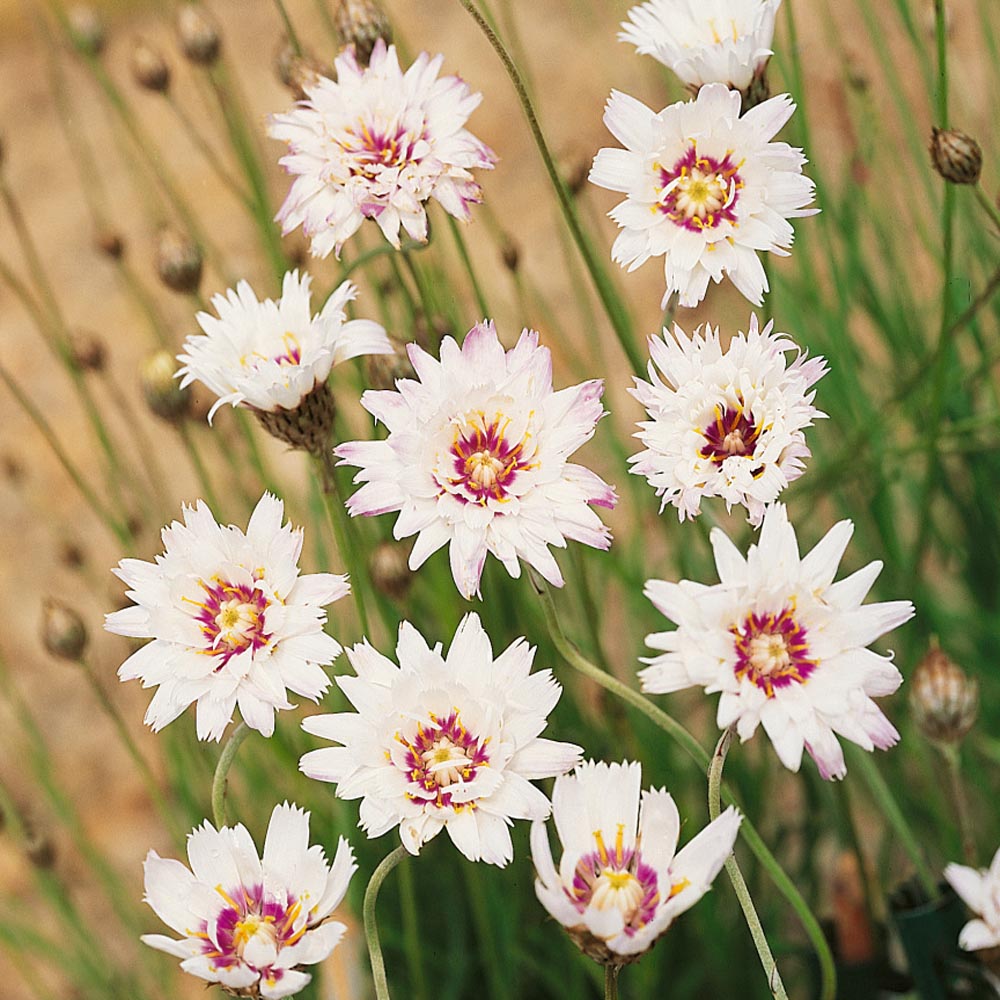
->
[629,313,827,526]
[589,83,817,309]
[531,760,741,961]
[177,270,391,422]
[641,503,915,780]
[105,493,349,741]
[141,802,356,1000]
[945,848,1000,952]
[335,320,617,600]
[620,0,782,93]
[300,613,581,867]
[268,39,496,259]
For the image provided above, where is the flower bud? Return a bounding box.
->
[68,329,107,372]
[131,38,171,93]
[335,0,392,67]
[501,236,520,273]
[141,350,192,422]
[370,540,413,600]
[95,229,125,259]
[23,814,56,870]
[910,642,978,745]
[41,598,88,661]
[274,41,330,101]
[68,5,105,56]
[155,225,203,294]
[929,127,983,185]
[176,3,221,66]
[565,154,590,197]
[364,336,414,390]
[58,539,86,569]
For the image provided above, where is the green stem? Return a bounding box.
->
[445,213,491,317]
[974,185,1000,234]
[709,728,788,1000]
[177,420,224,514]
[454,0,643,377]
[317,452,371,637]
[397,859,429,1000]
[77,656,185,846]
[940,743,976,865]
[364,844,409,1000]
[273,0,303,55]
[848,748,938,898]
[0,361,129,545]
[604,964,620,1000]
[912,0,956,576]
[531,574,837,1000]
[462,863,511,1000]
[211,722,250,827]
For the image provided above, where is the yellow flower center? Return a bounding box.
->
[672,167,728,220]
[748,633,792,676]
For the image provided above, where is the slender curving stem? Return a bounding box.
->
[709,727,788,1000]
[364,844,410,1000]
[211,722,251,828]
[604,963,621,1000]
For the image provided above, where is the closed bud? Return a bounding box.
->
[364,336,414,390]
[929,127,983,185]
[274,41,330,101]
[910,642,978,744]
[41,598,88,661]
[95,229,125,259]
[58,539,87,569]
[68,5,105,56]
[131,38,171,93]
[23,815,56,870]
[141,349,192,422]
[155,225,203,294]
[68,329,107,372]
[370,540,413,600]
[176,4,221,66]
[334,0,392,67]
[565,154,590,197]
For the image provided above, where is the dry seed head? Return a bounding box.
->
[41,598,88,661]
[177,3,221,66]
[131,38,171,93]
[369,540,413,600]
[141,349,192,422]
[929,127,983,185]
[253,382,335,456]
[155,225,203,294]
[334,0,392,67]
[68,329,107,372]
[68,5,105,56]
[910,642,978,744]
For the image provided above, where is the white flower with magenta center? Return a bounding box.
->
[177,270,391,421]
[335,320,616,599]
[641,504,915,780]
[531,760,741,962]
[142,802,356,999]
[106,493,348,741]
[300,613,581,867]
[268,39,496,258]
[945,848,1000,952]
[630,313,827,525]
[590,83,817,308]
[620,0,782,93]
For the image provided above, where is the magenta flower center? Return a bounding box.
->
[338,121,423,180]
[731,608,817,697]
[699,402,762,465]
[443,413,533,506]
[200,882,303,979]
[567,825,679,936]
[657,146,743,231]
[396,711,490,811]
[191,578,272,666]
